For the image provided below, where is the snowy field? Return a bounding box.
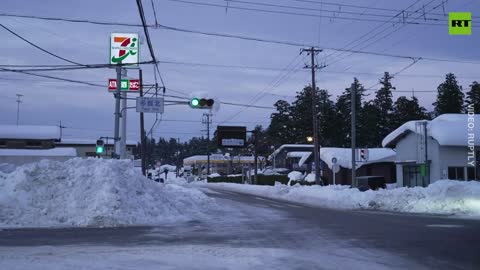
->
[0,158,217,228]
[198,180,480,218]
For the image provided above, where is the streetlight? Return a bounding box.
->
[306,136,314,143]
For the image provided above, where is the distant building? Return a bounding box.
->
[268,144,314,171]
[183,154,266,175]
[383,114,480,187]
[298,147,397,185]
[0,125,76,165]
[56,139,137,158]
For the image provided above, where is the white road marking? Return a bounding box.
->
[426,224,465,228]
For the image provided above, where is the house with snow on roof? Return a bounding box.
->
[382,114,480,187]
[298,147,397,185]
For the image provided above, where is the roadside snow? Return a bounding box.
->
[287,171,303,181]
[0,158,216,228]
[201,180,480,218]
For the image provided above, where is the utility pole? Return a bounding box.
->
[351,81,356,187]
[253,130,258,185]
[301,47,323,185]
[203,113,212,175]
[113,63,122,159]
[139,69,147,175]
[16,94,23,126]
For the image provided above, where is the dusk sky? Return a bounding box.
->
[1,0,478,143]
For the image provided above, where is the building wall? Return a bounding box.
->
[322,162,395,185]
[393,131,476,186]
[0,156,74,166]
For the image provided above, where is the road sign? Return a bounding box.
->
[108,79,140,92]
[217,126,247,148]
[331,157,337,164]
[110,33,139,66]
[136,97,164,113]
[332,164,340,174]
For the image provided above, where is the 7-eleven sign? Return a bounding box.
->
[110,33,139,66]
[108,79,140,92]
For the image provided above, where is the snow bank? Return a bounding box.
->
[159,164,176,172]
[203,180,480,218]
[0,158,216,228]
[287,171,303,181]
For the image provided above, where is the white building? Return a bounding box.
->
[0,125,77,165]
[382,114,480,187]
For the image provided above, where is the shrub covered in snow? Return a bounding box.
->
[0,158,216,228]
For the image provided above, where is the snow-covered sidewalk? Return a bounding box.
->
[198,180,480,218]
[0,158,217,228]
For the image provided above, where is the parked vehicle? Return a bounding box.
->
[356,176,386,191]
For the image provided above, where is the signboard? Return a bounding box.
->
[110,33,139,66]
[136,97,164,113]
[108,79,140,92]
[217,126,247,148]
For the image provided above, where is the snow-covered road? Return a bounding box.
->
[1,187,479,270]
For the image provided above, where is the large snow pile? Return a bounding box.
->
[204,180,480,217]
[0,158,216,228]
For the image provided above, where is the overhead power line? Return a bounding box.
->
[0,23,82,65]
[0,68,104,88]
[2,13,479,64]
[166,0,447,25]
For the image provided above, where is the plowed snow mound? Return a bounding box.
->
[0,158,216,228]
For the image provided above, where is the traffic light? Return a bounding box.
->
[189,98,214,109]
[96,139,105,154]
[360,149,367,161]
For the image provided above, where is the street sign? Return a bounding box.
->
[108,79,140,92]
[136,97,164,113]
[331,157,337,164]
[110,33,139,66]
[332,164,340,174]
[217,126,247,148]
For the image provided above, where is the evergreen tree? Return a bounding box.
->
[335,78,366,147]
[433,73,464,116]
[392,96,429,129]
[291,86,318,144]
[358,102,382,147]
[316,89,337,147]
[465,81,480,113]
[373,72,395,141]
[267,100,295,146]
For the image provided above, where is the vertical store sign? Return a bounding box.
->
[110,33,139,66]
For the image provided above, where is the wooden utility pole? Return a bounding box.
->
[301,47,323,185]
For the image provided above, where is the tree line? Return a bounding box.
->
[139,73,479,165]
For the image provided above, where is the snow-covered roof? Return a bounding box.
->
[58,139,138,146]
[286,151,312,158]
[183,155,265,164]
[298,147,396,169]
[0,125,61,141]
[268,144,314,160]
[382,114,480,148]
[0,147,77,157]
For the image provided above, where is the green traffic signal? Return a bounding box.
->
[189,98,214,109]
[96,146,104,154]
[190,98,200,107]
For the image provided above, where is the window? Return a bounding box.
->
[0,141,5,148]
[448,167,465,180]
[85,152,98,157]
[26,141,42,148]
[467,167,476,180]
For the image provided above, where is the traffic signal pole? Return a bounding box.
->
[139,69,147,175]
[351,80,356,187]
[113,63,122,159]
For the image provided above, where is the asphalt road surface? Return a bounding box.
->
[0,188,479,270]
